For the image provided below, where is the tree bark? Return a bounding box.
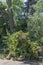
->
[6,0,14,32]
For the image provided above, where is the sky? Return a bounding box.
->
[23,0,27,2]
[24,0,27,2]
[0,0,6,2]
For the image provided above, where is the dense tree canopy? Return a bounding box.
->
[0,0,43,60]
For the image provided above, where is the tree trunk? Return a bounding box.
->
[6,0,14,33]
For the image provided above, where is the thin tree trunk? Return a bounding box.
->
[6,0,14,32]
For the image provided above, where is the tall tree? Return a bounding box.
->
[6,0,14,32]
[24,0,37,15]
[27,0,43,41]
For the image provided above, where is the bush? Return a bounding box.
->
[27,14,43,41]
[7,31,40,60]
[30,42,39,59]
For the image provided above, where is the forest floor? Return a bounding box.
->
[0,59,42,65]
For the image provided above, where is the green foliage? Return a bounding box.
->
[15,19,27,31]
[27,0,43,57]
[0,2,8,55]
[6,31,39,59]
[7,31,30,57]
[27,13,43,41]
[30,42,39,59]
[12,0,23,16]
[0,2,8,35]
[0,0,43,60]
[12,0,27,31]
[34,0,43,12]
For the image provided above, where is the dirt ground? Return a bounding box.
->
[0,59,40,65]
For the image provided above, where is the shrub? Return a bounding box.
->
[30,42,39,59]
[7,31,40,60]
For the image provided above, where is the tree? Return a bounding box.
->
[16,0,37,32]
[34,0,43,13]
[0,2,8,52]
[6,0,14,32]
[24,0,37,15]
[12,0,27,31]
[27,0,43,41]
[0,2,8,35]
